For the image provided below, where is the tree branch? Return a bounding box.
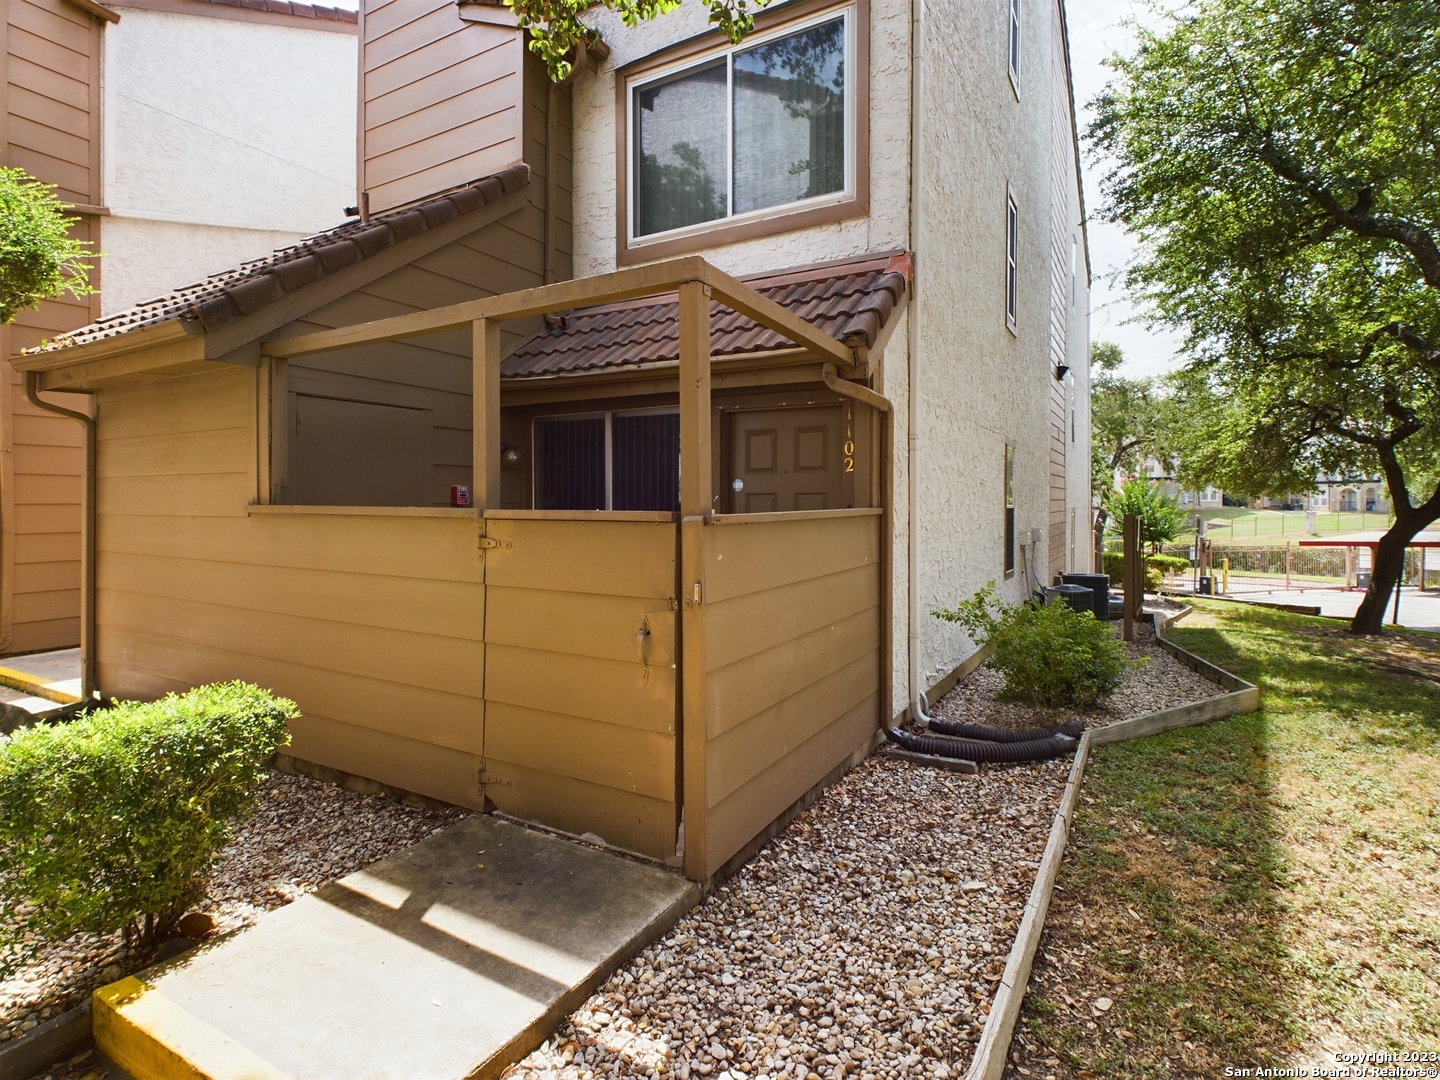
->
[1256,142,1440,289]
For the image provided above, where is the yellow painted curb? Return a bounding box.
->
[0,663,81,705]
[93,977,294,1080]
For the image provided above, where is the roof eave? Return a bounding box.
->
[12,319,196,374]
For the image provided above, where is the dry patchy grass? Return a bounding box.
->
[1005,601,1440,1080]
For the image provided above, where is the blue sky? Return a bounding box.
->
[1067,0,1185,379]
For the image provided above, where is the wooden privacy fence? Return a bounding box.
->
[266,256,892,881]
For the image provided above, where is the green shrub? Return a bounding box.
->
[0,682,295,970]
[1102,478,1185,550]
[1147,553,1191,579]
[1101,550,1190,591]
[0,167,95,324]
[934,583,1137,708]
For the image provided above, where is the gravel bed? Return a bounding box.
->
[927,615,1223,734]
[503,752,1071,1080]
[0,769,464,1048]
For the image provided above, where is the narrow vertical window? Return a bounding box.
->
[1005,192,1019,333]
[1008,0,1021,93]
[1070,236,1078,306]
[1004,444,1016,576]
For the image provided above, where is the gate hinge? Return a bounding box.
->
[477,527,512,551]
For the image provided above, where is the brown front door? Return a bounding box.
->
[727,405,847,513]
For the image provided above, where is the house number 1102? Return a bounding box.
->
[844,403,855,473]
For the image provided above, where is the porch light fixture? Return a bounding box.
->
[501,444,522,469]
[1054,363,1070,381]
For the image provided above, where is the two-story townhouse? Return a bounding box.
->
[0,0,354,655]
[14,0,1090,883]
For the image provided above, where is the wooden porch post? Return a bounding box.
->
[472,318,501,509]
[679,280,711,881]
[1122,513,1140,641]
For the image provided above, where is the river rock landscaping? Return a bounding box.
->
[928,617,1223,736]
[502,613,1227,1080]
[504,751,1069,1080]
[0,769,464,1049]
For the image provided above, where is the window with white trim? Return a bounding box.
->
[1004,444,1016,576]
[1008,0,1021,93]
[1005,191,1019,333]
[629,8,855,242]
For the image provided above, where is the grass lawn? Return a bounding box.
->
[1174,508,1394,545]
[1007,601,1440,1078]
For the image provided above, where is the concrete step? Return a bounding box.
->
[94,815,698,1080]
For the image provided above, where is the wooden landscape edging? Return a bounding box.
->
[963,607,1260,1080]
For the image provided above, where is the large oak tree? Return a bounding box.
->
[1091,0,1440,633]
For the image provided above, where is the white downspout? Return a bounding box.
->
[906,0,924,720]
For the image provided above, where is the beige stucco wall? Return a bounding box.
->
[100,6,356,313]
[569,0,1090,718]
[568,0,911,279]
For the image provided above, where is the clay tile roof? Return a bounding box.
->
[502,251,911,380]
[191,0,357,21]
[41,164,531,352]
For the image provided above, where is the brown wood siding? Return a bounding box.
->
[480,516,678,860]
[278,150,561,503]
[361,0,524,215]
[93,366,490,808]
[2,367,83,652]
[1,0,101,654]
[699,511,881,876]
[1046,1,1070,581]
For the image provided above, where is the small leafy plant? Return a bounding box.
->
[935,583,1136,708]
[1101,550,1190,592]
[1103,478,1185,552]
[0,167,95,324]
[0,682,295,973]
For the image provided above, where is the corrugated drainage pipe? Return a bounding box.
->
[24,372,96,700]
[885,726,1078,763]
[924,717,1087,742]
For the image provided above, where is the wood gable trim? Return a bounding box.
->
[18,183,532,388]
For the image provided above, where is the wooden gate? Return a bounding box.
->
[478,511,680,861]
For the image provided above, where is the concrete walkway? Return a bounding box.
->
[0,647,83,732]
[0,646,82,713]
[95,815,698,1080]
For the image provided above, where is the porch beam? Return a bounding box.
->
[262,257,713,359]
[697,265,854,368]
[472,318,502,509]
[260,257,855,370]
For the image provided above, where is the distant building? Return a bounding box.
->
[1132,458,1223,508]
[0,0,354,654]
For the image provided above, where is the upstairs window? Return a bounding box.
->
[629,9,854,243]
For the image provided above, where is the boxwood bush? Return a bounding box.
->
[0,682,295,971]
[1101,550,1191,592]
[935,583,1136,708]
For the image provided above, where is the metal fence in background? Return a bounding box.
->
[1151,542,1438,596]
